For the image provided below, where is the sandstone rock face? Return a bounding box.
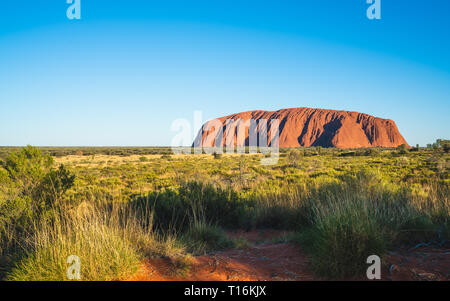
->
[193,107,408,148]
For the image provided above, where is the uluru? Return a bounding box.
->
[193,107,409,149]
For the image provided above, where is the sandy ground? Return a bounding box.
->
[129,230,316,281]
[127,230,450,281]
[383,246,450,281]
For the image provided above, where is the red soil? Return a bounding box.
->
[128,230,316,281]
[127,230,449,281]
[382,246,450,281]
[193,107,409,149]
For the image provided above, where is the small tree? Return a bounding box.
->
[36,164,75,208]
[436,139,450,153]
[4,145,53,196]
[397,144,408,155]
[3,146,75,210]
[443,142,450,153]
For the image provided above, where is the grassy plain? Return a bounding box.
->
[0,146,448,280]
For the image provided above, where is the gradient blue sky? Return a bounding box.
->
[0,0,449,146]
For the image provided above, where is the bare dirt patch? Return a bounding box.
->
[383,246,450,281]
[127,230,450,281]
[129,230,316,281]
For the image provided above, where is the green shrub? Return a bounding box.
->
[0,147,76,278]
[294,169,449,279]
[130,190,187,233]
[0,196,34,259]
[339,151,356,157]
[0,167,8,184]
[132,182,252,232]
[3,145,53,196]
[1,146,75,211]
[397,144,408,155]
[364,148,381,156]
[298,197,388,279]
[179,181,250,229]
[287,149,302,167]
[182,221,234,255]
[35,165,75,210]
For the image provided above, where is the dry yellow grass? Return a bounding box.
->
[53,153,263,167]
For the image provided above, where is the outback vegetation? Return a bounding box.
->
[0,142,448,280]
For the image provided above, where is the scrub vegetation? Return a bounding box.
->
[0,142,448,280]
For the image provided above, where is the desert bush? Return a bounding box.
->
[0,148,75,245]
[295,169,448,279]
[131,181,251,233]
[130,190,186,233]
[443,141,450,153]
[35,165,75,210]
[6,202,188,281]
[397,144,408,155]
[287,149,302,167]
[1,146,75,211]
[3,145,53,196]
[339,151,356,157]
[182,220,234,255]
[7,208,141,281]
[298,197,388,278]
[179,181,250,229]
[250,189,312,230]
[0,196,34,259]
[364,148,381,156]
[0,166,8,184]
[0,147,76,278]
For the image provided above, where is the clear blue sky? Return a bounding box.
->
[0,0,449,146]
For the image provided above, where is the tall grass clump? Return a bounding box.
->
[410,182,450,239]
[299,197,388,278]
[296,169,449,279]
[8,205,140,281]
[7,202,187,281]
[131,181,252,232]
[249,186,311,230]
[182,220,234,255]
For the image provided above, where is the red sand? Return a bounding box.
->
[128,230,315,281]
[127,230,449,281]
[383,246,450,281]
